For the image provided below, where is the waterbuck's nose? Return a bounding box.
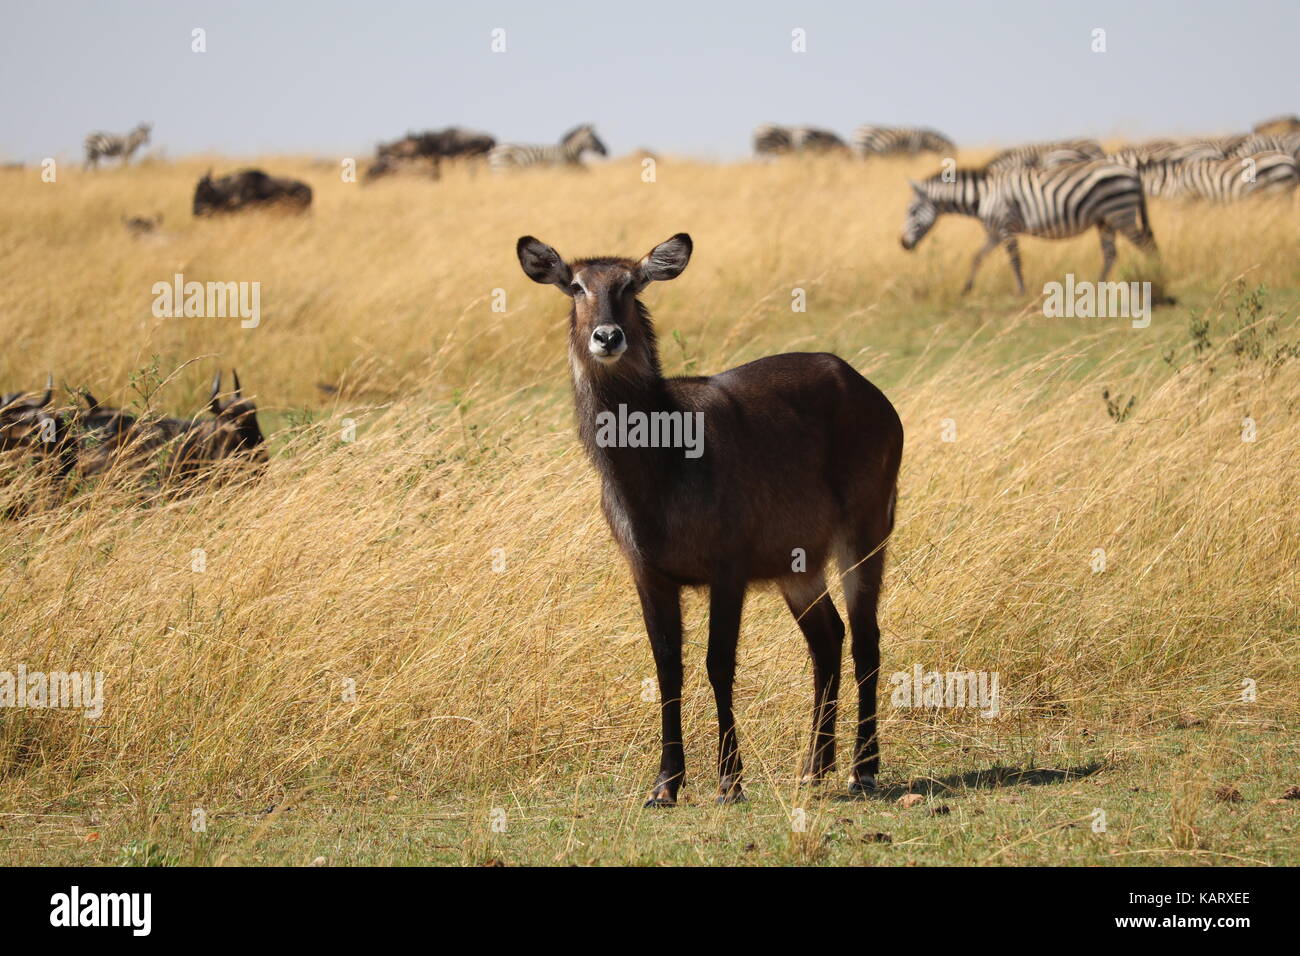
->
[590,325,625,357]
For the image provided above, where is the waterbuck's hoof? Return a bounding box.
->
[716,789,747,806]
[847,776,877,798]
[643,797,677,809]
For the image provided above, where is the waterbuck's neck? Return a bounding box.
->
[568,300,676,488]
[922,171,986,214]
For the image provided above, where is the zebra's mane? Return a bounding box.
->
[561,124,594,144]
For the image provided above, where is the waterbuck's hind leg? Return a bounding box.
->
[707,574,747,804]
[780,573,845,785]
[636,574,685,807]
[838,531,889,797]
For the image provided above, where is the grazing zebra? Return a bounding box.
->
[984,139,1106,172]
[752,124,848,156]
[900,162,1157,295]
[852,125,954,157]
[1138,153,1299,201]
[84,123,151,169]
[487,125,607,171]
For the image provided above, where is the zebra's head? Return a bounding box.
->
[900,180,938,250]
[134,123,152,144]
[564,125,608,158]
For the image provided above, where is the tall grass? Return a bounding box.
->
[0,154,1296,820]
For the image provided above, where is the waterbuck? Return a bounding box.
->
[516,233,904,805]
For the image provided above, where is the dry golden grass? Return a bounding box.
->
[0,154,1297,864]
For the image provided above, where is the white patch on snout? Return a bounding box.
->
[589,325,627,363]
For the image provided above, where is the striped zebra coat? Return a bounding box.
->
[487,125,607,171]
[1139,153,1299,201]
[984,139,1106,172]
[84,123,151,169]
[752,124,848,156]
[1108,140,1227,168]
[900,162,1157,294]
[852,125,954,157]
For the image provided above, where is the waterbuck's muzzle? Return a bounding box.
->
[590,325,627,363]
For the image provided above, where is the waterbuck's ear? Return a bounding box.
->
[637,233,692,285]
[516,236,572,291]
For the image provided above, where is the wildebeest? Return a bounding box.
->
[516,233,903,806]
[0,377,76,512]
[169,370,267,482]
[74,373,265,484]
[72,390,188,478]
[379,127,496,160]
[0,376,72,470]
[365,127,497,183]
[193,169,312,216]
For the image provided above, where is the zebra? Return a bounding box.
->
[852,125,954,157]
[84,123,151,169]
[899,162,1157,295]
[1226,133,1300,161]
[1138,153,1299,201]
[1108,139,1227,168]
[487,124,607,171]
[752,124,848,157]
[984,139,1106,172]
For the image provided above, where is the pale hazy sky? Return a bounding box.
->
[2,0,1297,162]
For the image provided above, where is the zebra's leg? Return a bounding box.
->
[961,232,1001,295]
[1098,225,1118,282]
[1002,235,1025,295]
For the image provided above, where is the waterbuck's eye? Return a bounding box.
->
[569,282,584,296]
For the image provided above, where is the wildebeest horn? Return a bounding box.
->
[40,373,53,407]
[232,369,242,399]
[81,388,100,411]
[209,370,223,414]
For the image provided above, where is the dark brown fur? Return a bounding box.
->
[517,234,904,805]
[193,169,312,216]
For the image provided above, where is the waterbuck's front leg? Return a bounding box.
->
[707,574,747,804]
[635,574,684,807]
